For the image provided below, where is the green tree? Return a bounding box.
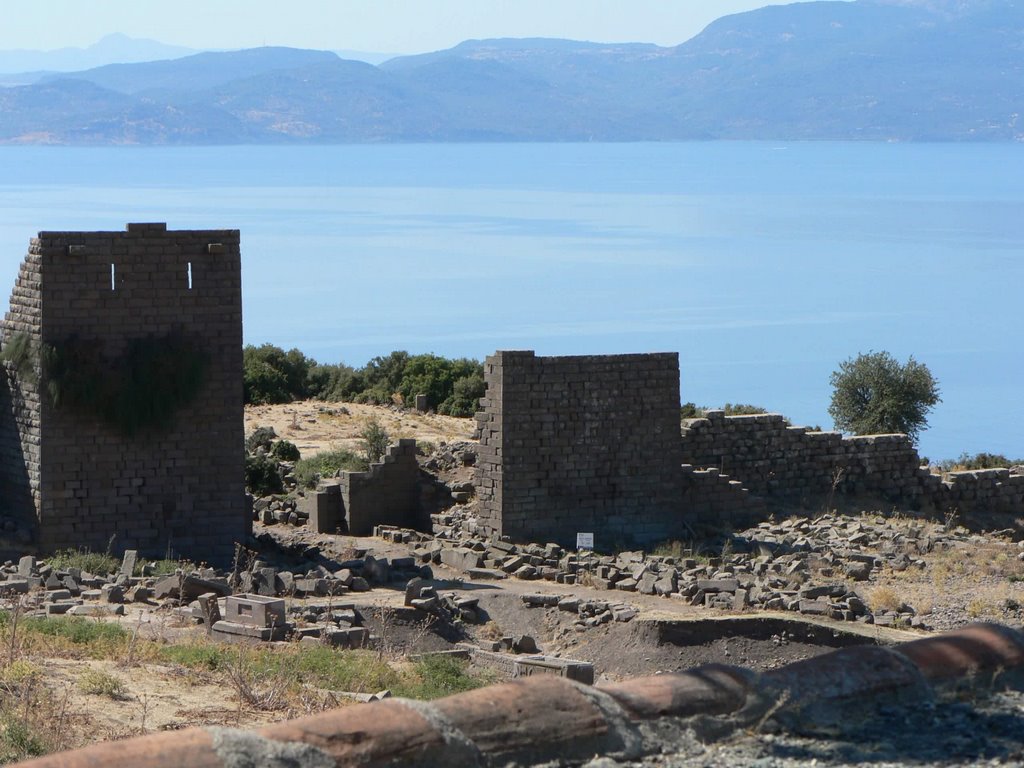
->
[439,372,486,417]
[828,351,940,444]
[242,343,314,404]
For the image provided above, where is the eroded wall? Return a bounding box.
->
[681,411,1024,523]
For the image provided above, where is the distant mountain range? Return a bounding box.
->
[1,0,1021,144]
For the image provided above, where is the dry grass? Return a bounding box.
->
[476,621,504,642]
[867,586,903,613]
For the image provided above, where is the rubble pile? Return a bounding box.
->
[380,508,984,630]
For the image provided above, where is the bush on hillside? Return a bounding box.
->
[270,439,301,462]
[439,373,487,417]
[245,426,277,454]
[245,454,283,496]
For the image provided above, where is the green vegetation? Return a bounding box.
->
[245,425,278,454]
[0,713,49,763]
[942,452,1022,472]
[392,654,486,700]
[271,439,301,462]
[245,454,284,496]
[45,548,119,577]
[158,641,487,699]
[76,669,126,698]
[360,418,390,464]
[828,351,941,444]
[294,448,369,489]
[42,333,208,436]
[243,344,485,417]
[0,332,36,384]
[680,402,769,418]
[243,344,316,405]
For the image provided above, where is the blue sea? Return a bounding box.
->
[0,142,1020,461]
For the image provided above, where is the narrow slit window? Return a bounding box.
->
[110,263,116,291]
[187,262,193,290]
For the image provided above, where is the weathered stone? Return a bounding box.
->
[67,604,125,617]
[697,578,739,593]
[119,550,138,578]
[512,635,539,654]
[100,584,125,604]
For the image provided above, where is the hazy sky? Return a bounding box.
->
[3,1,822,53]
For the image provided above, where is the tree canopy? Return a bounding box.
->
[828,351,941,443]
[242,344,485,417]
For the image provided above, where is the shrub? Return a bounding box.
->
[270,439,301,462]
[680,402,704,419]
[307,362,360,401]
[77,669,126,698]
[439,373,486,417]
[243,343,486,414]
[942,452,1020,471]
[245,454,283,496]
[0,331,36,384]
[245,426,277,454]
[0,715,48,762]
[722,403,768,416]
[294,449,369,489]
[360,418,390,463]
[46,548,119,576]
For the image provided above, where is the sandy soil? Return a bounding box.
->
[244,400,477,458]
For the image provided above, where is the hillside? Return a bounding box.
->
[1,0,1022,143]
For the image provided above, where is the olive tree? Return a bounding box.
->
[828,351,940,444]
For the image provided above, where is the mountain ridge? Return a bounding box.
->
[1,0,1021,144]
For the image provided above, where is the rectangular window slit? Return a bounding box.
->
[187,262,193,290]
[110,263,116,291]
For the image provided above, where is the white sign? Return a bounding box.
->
[576,532,594,551]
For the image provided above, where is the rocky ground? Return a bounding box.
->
[589,689,1024,767]
[2,402,1019,764]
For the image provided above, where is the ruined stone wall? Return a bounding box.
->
[341,439,422,536]
[680,410,1024,522]
[475,351,686,548]
[0,223,246,563]
[680,412,924,505]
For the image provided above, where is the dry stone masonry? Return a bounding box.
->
[475,351,686,548]
[681,410,1024,525]
[476,352,1023,543]
[302,438,423,536]
[0,223,246,563]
